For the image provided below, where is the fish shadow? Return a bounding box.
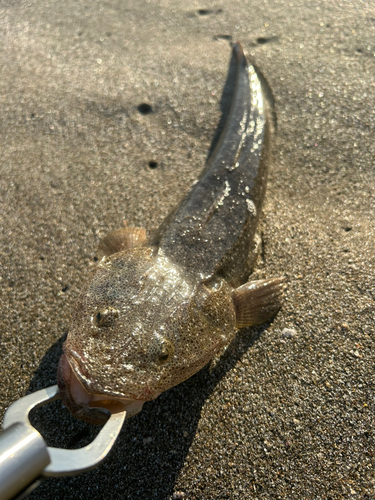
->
[27,324,268,500]
[205,47,237,162]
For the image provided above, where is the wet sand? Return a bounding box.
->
[0,1,374,498]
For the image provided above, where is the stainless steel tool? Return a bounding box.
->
[0,386,126,500]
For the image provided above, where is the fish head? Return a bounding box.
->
[58,248,236,424]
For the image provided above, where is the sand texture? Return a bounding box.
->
[0,1,374,498]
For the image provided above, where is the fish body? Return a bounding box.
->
[58,43,284,424]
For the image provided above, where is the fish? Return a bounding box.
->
[57,42,284,425]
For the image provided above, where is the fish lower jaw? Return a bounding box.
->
[58,353,145,423]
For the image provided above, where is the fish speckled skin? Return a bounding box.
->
[58,43,284,424]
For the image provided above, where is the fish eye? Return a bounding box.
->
[93,307,119,328]
[202,275,223,291]
[151,335,175,365]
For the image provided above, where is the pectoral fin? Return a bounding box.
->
[232,277,285,328]
[97,227,148,259]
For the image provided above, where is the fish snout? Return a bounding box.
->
[57,353,146,424]
[57,353,110,425]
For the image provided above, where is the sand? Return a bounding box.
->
[0,1,374,498]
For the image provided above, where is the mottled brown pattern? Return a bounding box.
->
[58,44,283,424]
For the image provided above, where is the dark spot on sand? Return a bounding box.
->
[256,36,279,45]
[198,8,222,16]
[138,103,153,115]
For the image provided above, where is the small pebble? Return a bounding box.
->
[281,328,297,338]
[173,492,186,499]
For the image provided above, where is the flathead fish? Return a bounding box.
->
[58,43,284,424]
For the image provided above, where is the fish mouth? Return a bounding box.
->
[57,353,145,425]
